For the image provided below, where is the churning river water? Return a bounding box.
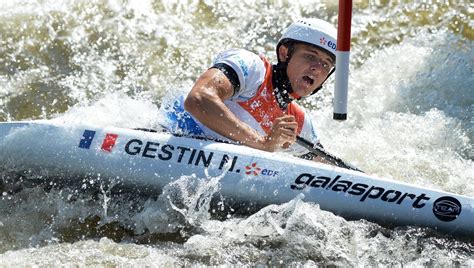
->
[0,0,473,266]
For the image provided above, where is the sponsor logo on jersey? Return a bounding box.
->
[238,58,249,77]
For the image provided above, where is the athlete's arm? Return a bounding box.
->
[184,68,297,152]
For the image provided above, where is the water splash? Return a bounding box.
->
[307,30,473,196]
[0,0,473,265]
[132,168,228,236]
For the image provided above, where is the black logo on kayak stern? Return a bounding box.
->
[433,196,462,222]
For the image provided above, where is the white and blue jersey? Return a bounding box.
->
[163,49,320,156]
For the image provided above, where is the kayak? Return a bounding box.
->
[0,120,473,237]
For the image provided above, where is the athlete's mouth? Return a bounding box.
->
[302,75,314,86]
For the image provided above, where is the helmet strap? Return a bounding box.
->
[272,61,296,110]
[309,67,335,96]
[272,42,304,109]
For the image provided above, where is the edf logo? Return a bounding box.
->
[320,38,336,50]
[327,40,336,50]
[320,37,327,45]
[245,162,279,177]
[261,169,278,177]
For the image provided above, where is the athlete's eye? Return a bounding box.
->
[304,54,316,61]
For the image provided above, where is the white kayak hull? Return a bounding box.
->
[0,120,473,236]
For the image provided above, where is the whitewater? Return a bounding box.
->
[0,0,472,266]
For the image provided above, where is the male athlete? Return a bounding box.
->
[165,18,336,159]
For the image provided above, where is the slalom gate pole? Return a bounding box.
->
[333,0,353,120]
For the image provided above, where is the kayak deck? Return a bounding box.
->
[0,120,473,237]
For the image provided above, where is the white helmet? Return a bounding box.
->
[277,18,337,61]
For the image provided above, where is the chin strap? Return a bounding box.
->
[307,67,336,97]
[272,62,297,110]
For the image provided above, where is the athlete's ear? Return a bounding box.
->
[278,45,289,63]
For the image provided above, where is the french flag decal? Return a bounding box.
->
[79,130,96,149]
[101,133,118,152]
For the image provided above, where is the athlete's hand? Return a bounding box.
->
[262,115,298,152]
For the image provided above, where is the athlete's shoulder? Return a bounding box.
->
[214,48,261,61]
[214,49,265,76]
[214,49,267,98]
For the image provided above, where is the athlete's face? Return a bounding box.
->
[278,44,334,97]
